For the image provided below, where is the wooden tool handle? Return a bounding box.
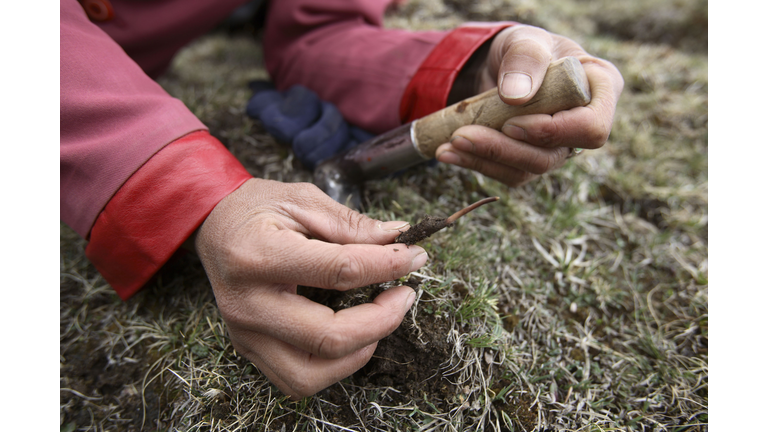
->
[413,56,591,158]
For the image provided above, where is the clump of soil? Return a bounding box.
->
[394,215,455,246]
[358,304,454,402]
[299,280,457,411]
[394,196,499,245]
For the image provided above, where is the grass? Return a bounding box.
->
[60,0,707,430]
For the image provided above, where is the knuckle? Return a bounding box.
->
[536,121,562,147]
[314,330,348,359]
[504,25,551,54]
[287,375,321,399]
[329,253,363,289]
[219,305,255,333]
[464,154,488,175]
[483,142,502,162]
[288,182,326,206]
[544,151,563,172]
[338,207,368,238]
[585,111,612,147]
[217,291,265,329]
[218,306,245,328]
[294,181,321,195]
[522,151,549,175]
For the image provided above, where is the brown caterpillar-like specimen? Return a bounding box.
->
[394,197,500,246]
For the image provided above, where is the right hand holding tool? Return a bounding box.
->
[435,24,624,187]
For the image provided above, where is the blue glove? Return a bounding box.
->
[254,85,322,144]
[245,81,281,119]
[246,82,375,170]
[293,101,349,168]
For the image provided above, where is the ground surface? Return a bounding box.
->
[61,0,707,430]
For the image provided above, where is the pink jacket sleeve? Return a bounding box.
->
[263,0,447,134]
[263,1,514,134]
[61,0,251,300]
[60,0,209,238]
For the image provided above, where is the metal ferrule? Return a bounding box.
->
[350,122,428,180]
[313,122,430,207]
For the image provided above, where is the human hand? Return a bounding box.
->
[194,178,428,399]
[436,24,624,186]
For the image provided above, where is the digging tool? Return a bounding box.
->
[313,56,592,207]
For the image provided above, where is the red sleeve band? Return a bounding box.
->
[399,22,515,123]
[85,131,252,300]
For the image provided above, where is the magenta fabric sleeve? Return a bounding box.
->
[263,0,448,134]
[61,1,206,237]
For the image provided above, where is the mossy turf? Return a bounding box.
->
[61,0,707,430]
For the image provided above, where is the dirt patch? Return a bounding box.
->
[60,340,166,431]
[491,383,539,432]
[592,2,707,53]
[597,184,669,229]
[59,252,210,431]
[358,307,455,402]
[300,281,458,419]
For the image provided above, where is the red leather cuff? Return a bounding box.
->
[86,131,252,300]
[399,22,515,123]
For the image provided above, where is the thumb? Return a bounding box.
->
[489,25,554,104]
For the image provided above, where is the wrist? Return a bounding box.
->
[86,131,252,300]
[181,227,201,254]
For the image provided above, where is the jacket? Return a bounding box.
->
[60,0,512,299]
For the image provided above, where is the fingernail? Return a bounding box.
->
[500,72,532,99]
[435,145,448,159]
[502,123,526,141]
[378,221,409,231]
[405,290,416,309]
[410,250,428,272]
[449,135,474,152]
[437,150,461,165]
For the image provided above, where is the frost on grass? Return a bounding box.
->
[61,0,707,430]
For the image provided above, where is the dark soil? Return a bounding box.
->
[394,215,453,246]
[394,197,499,245]
[597,184,669,229]
[299,280,459,422]
[60,335,168,432]
[60,252,213,431]
[593,5,708,53]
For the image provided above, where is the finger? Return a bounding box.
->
[232,284,416,359]
[231,340,296,397]
[436,145,537,187]
[234,330,378,399]
[435,125,570,175]
[239,226,427,289]
[488,25,554,104]
[269,181,411,245]
[504,58,624,149]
